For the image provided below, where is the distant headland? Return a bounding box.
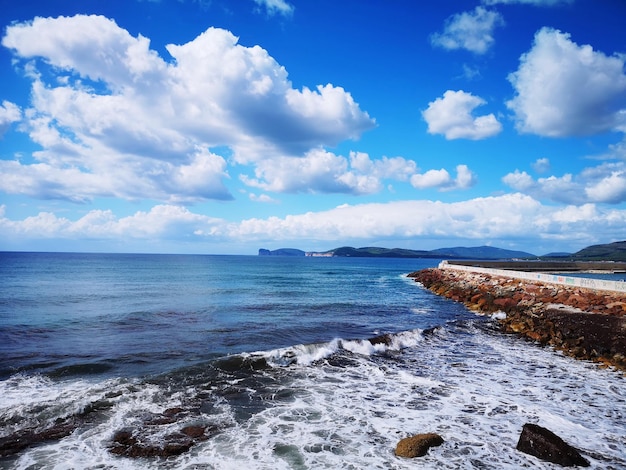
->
[259,240,626,262]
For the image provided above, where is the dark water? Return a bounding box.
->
[1,252,624,469]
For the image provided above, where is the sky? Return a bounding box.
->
[0,0,625,255]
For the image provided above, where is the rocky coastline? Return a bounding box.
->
[408,268,626,371]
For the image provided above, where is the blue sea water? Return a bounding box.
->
[0,252,625,469]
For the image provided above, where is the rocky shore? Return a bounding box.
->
[408,268,626,371]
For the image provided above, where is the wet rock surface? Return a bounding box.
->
[0,418,79,458]
[516,423,589,467]
[408,268,626,370]
[395,433,444,458]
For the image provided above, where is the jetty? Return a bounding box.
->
[408,261,626,371]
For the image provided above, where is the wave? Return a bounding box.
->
[222,328,427,370]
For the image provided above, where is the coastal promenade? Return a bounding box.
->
[439,260,626,293]
[409,262,626,371]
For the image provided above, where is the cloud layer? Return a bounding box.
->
[1,15,378,203]
[2,194,623,253]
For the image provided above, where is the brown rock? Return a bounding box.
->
[109,429,194,458]
[395,433,444,458]
[181,425,206,439]
[0,418,79,458]
[516,423,589,467]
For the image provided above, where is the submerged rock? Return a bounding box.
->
[395,433,444,458]
[109,429,195,458]
[0,418,79,458]
[516,423,589,467]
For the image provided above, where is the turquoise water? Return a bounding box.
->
[1,252,624,468]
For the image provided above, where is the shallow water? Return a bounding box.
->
[1,253,624,468]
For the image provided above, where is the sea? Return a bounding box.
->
[0,252,624,469]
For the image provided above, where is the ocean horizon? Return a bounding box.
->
[1,252,624,468]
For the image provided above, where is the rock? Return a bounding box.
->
[395,433,444,458]
[109,429,194,458]
[368,333,393,346]
[0,418,79,457]
[516,423,589,467]
[181,425,206,439]
[163,407,184,416]
[408,268,626,370]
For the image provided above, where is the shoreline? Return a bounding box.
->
[408,267,626,371]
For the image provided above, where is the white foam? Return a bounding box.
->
[184,325,626,469]
[491,311,507,320]
[255,329,425,368]
[4,323,626,469]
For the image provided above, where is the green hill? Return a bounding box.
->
[327,246,436,258]
[429,245,535,259]
[260,241,626,261]
[315,245,535,259]
[258,248,305,256]
[571,241,626,261]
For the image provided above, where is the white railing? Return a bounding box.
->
[438,260,626,293]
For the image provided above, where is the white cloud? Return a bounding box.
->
[1,15,374,203]
[502,161,626,204]
[584,171,626,204]
[239,149,473,195]
[423,90,502,140]
[507,28,626,137]
[348,152,418,181]
[410,164,477,191]
[249,193,278,203]
[431,6,504,55]
[3,195,624,253]
[252,0,294,17]
[0,147,232,203]
[531,157,551,173]
[240,148,384,195]
[0,101,21,137]
[0,204,224,240]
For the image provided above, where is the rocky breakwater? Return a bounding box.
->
[408,268,626,371]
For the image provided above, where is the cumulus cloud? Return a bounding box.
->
[239,149,473,195]
[1,14,374,203]
[252,0,294,17]
[507,28,626,137]
[239,149,419,195]
[249,192,278,203]
[531,157,551,174]
[0,146,232,203]
[423,90,502,140]
[0,204,224,240]
[431,6,504,55]
[502,161,626,204]
[410,164,477,191]
[3,195,624,252]
[0,101,21,137]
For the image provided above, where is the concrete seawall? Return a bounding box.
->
[438,260,626,294]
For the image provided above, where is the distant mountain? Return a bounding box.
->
[260,241,626,261]
[304,245,535,259]
[429,245,535,260]
[320,246,437,258]
[258,248,305,257]
[571,241,626,261]
[541,252,572,258]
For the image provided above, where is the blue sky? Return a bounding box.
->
[1,0,625,255]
